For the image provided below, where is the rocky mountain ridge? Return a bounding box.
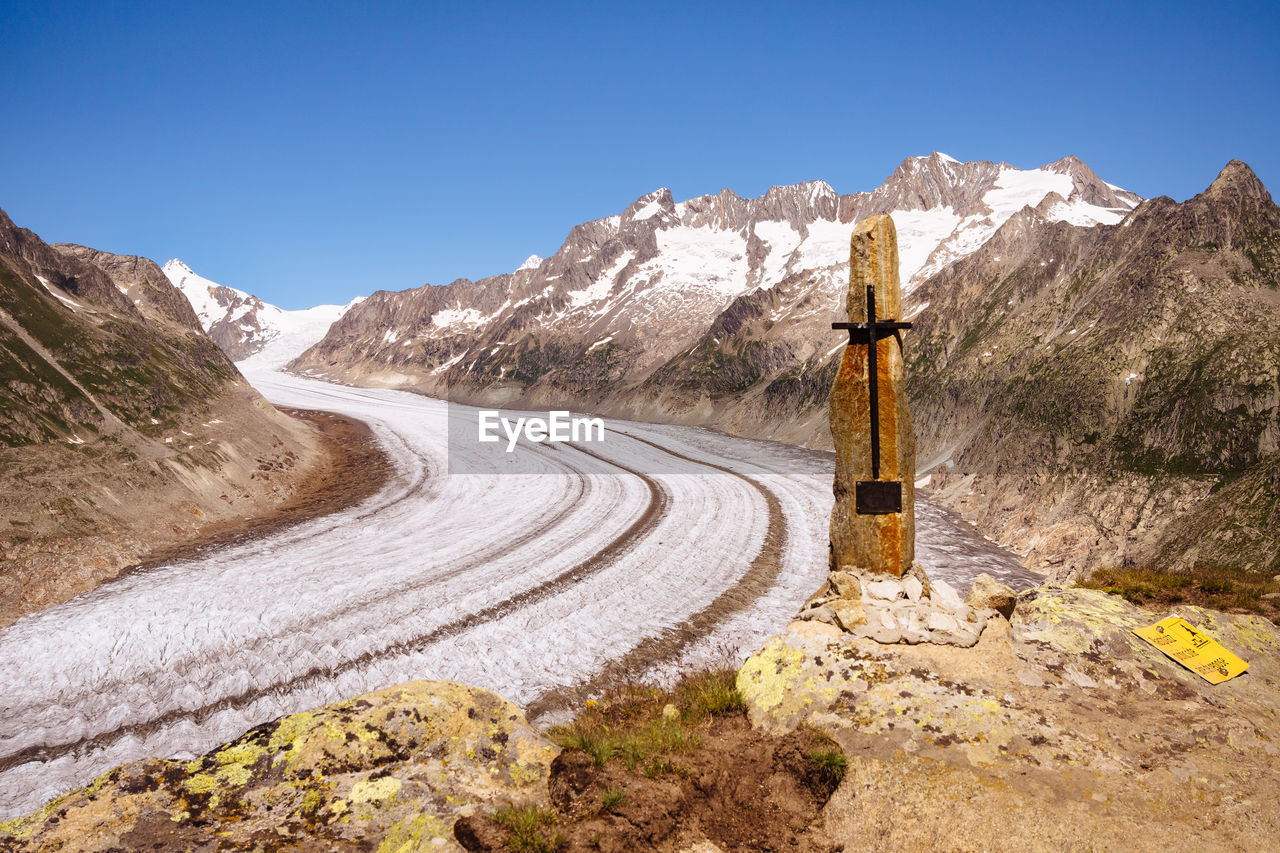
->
[288,154,1138,421]
[0,211,324,625]
[163,259,360,367]
[907,160,1280,578]
[280,156,1278,580]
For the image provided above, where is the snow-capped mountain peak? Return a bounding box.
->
[294,153,1144,403]
[162,258,256,330]
[163,259,361,368]
[625,188,677,223]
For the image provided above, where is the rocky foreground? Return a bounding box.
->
[740,587,1280,850]
[3,587,1277,851]
[0,682,559,851]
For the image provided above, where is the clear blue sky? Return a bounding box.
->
[3,0,1277,309]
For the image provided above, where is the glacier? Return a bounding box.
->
[0,365,1039,819]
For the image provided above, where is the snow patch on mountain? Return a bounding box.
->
[911,164,1135,284]
[430,306,490,329]
[240,301,363,370]
[752,220,802,284]
[164,260,230,328]
[164,259,362,367]
[1044,199,1127,226]
[34,274,84,311]
[292,152,1143,404]
[631,196,668,222]
[569,251,637,309]
[987,167,1074,217]
[648,227,747,300]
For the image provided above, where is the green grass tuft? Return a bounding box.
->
[493,805,564,853]
[1080,565,1280,622]
[643,758,685,778]
[677,668,746,721]
[808,748,848,789]
[548,667,742,774]
[551,729,613,768]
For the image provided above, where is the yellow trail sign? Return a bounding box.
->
[1133,616,1249,684]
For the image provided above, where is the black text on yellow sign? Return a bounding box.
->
[1132,616,1249,684]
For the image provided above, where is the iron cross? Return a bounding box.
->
[833,284,912,511]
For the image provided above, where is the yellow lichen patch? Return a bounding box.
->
[508,759,544,786]
[4,681,560,851]
[184,773,220,796]
[375,813,453,853]
[0,762,125,841]
[738,634,860,735]
[350,723,383,743]
[295,787,325,819]
[267,710,321,763]
[84,768,115,797]
[321,720,351,743]
[0,813,37,841]
[1222,614,1280,654]
[216,742,265,767]
[736,637,807,713]
[350,775,402,806]
[184,746,257,799]
[1016,587,1148,655]
[218,762,252,788]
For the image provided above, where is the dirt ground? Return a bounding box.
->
[456,674,844,853]
[125,408,392,572]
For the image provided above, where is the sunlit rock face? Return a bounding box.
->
[907,160,1280,579]
[0,680,558,851]
[0,211,320,626]
[739,588,1280,849]
[287,154,1138,448]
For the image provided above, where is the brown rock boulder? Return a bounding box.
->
[964,572,1018,619]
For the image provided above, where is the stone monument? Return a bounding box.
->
[798,214,1007,646]
[828,214,915,577]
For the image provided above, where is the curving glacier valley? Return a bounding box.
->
[0,368,1039,819]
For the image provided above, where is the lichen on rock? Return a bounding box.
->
[740,586,1280,849]
[0,680,558,851]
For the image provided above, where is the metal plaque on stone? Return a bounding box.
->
[855,480,902,514]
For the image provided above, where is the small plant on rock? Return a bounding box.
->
[643,758,684,778]
[808,748,848,791]
[552,728,613,769]
[493,805,565,853]
[677,668,746,720]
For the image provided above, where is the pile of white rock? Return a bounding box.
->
[797,566,1017,647]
